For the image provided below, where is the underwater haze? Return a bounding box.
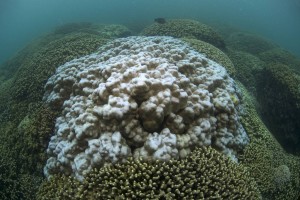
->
[0,0,300,64]
[2,0,300,199]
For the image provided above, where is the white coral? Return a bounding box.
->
[43,36,248,180]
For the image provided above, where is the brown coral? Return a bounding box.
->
[37,147,261,199]
[141,19,225,49]
[238,82,300,199]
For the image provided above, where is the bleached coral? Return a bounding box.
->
[43,36,248,180]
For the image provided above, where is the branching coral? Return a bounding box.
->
[37,147,261,199]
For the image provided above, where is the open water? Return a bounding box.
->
[1,1,300,200]
[0,0,300,63]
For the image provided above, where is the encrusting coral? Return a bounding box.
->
[37,147,261,200]
[43,36,248,180]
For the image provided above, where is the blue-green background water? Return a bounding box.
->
[1,1,300,199]
[0,0,300,64]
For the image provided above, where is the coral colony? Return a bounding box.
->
[43,36,248,180]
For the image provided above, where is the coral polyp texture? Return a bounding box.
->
[43,36,248,180]
[37,147,261,199]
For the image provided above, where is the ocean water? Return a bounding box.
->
[1,1,300,200]
[0,0,300,63]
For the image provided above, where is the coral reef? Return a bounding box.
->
[141,19,225,49]
[225,32,277,55]
[238,82,300,199]
[273,165,291,189]
[0,25,114,199]
[53,22,93,35]
[183,38,236,76]
[16,105,58,171]
[43,36,248,180]
[10,33,108,102]
[53,23,131,39]
[37,147,261,200]
[255,63,300,152]
[0,142,18,200]
[37,175,81,200]
[259,47,300,73]
[0,42,41,85]
[95,24,132,38]
[154,17,166,24]
[0,122,44,200]
[1,18,299,200]
[227,50,264,96]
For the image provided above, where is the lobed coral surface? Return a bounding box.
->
[43,36,248,180]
